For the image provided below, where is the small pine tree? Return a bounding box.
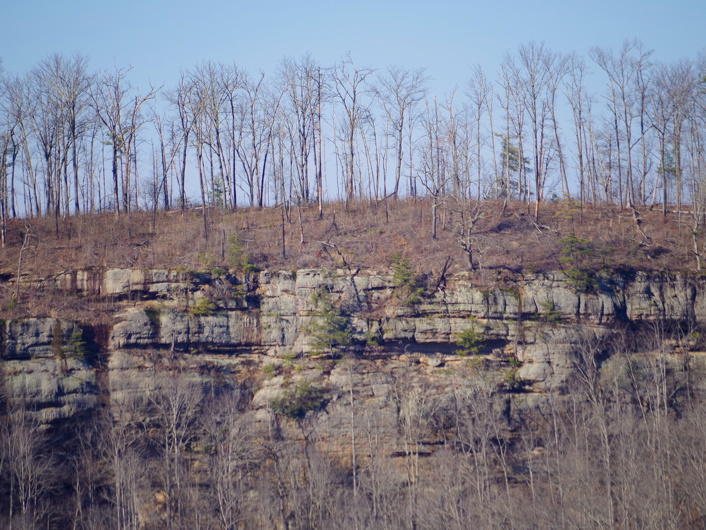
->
[64,327,89,361]
[306,289,353,358]
[227,234,259,273]
[190,296,216,316]
[454,318,484,355]
[389,252,425,306]
[558,233,596,292]
[390,251,415,288]
[496,134,531,199]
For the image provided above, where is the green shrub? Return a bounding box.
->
[402,287,425,307]
[558,233,597,292]
[504,367,525,392]
[210,267,226,278]
[364,329,383,347]
[227,234,259,273]
[190,297,216,316]
[52,322,89,363]
[539,299,563,324]
[564,266,597,293]
[51,320,65,358]
[64,328,89,361]
[466,356,485,371]
[306,289,353,358]
[454,318,484,355]
[263,363,278,378]
[389,252,426,307]
[558,233,592,262]
[390,251,415,288]
[3,298,17,311]
[526,263,540,275]
[144,306,161,332]
[197,252,218,270]
[280,350,299,361]
[508,356,522,367]
[501,285,521,302]
[271,381,328,421]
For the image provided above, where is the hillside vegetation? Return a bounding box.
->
[3,199,706,528]
[3,42,706,530]
[0,198,698,318]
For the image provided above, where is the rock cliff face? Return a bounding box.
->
[6,267,706,527]
[4,267,706,426]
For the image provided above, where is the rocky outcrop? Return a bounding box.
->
[2,357,98,423]
[0,317,98,423]
[105,268,706,384]
[3,267,706,426]
[2,317,80,359]
[5,266,706,529]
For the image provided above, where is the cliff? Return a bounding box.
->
[3,267,706,528]
[4,266,706,423]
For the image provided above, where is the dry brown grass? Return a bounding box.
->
[0,197,697,299]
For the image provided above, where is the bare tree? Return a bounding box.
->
[508,42,560,220]
[590,39,653,209]
[546,52,570,198]
[376,65,427,197]
[167,72,199,211]
[236,71,281,207]
[0,72,15,245]
[190,62,230,210]
[391,371,446,529]
[52,54,92,215]
[91,65,156,216]
[278,55,324,208]
[27,59,67,232]
[686,150,706,271]
[2,74,41,217]
[358,105,386,201]
[1,384,56,528]
[201,385,254,529]
[332,54,374,204]
[218,62,245,210]
[497,61,529,203]
[467,65,494,200]
[564,54,592,206]
[152,110,183,212]
[651,64,677,215]
[449,197,486,270]
[181,69,211,236]
[149,364,204,530]
[667,60,699,216]
[106,395,148,530]
[419,96,452,240]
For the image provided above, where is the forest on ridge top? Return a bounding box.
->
[0,39,704,237]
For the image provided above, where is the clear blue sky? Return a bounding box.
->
[1,0,704,95]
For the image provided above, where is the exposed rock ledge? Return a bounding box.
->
[3,267,706,425]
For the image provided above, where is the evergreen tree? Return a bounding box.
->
[497,134,530,198]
